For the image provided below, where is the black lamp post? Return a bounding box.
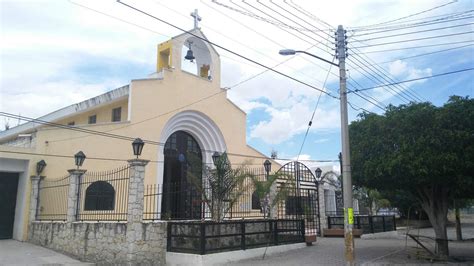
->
[132,138,145,158]
[315,167,322,179]
[74,151,86,169]
[212,152,220,166]
[36,160,46,176]
[264,159,271,180]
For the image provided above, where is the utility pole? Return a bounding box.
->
[336,25,355,265]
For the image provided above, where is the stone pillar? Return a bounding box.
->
[67,169,86,222]
[269,182,278,219]
[126,159,149,262]
[29,175,43,222]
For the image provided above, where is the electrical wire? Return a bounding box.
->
[351,12,474,35]
[352,67,474,92]
[115,1,337,100]
[348,46,426,102]
[350,0,459,30]
[351,30,474,49]
[296,56,336,162]
[353,22,473,42]
[200,0,340,78]
[353,39,474,54]
[350,43,474,69]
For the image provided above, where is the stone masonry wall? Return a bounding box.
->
[29,221,167,265]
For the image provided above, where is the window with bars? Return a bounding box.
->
[84,181,115,210]
[111,107,122,122]
[88,115,97,124]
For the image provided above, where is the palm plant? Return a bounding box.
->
[250,172,294,218]
[187,152,252,222]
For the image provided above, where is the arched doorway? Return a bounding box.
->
[161,131,203,220]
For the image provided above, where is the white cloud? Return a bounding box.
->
[314,138,330,144]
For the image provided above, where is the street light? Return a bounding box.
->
[74,151,86,169]
[279,49,339,67]
[279,32,355,264]
[36,160,46,176]
[132,138,145,158]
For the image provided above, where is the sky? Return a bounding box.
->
[1,0,473,168]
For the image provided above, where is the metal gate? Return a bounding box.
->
[276,161,321,236]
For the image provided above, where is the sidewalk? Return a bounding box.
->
[0,240,91,265]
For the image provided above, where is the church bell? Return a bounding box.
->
[184,49,195,61]
[184,41,195,61]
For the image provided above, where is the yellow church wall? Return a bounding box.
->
[0,29,279,240]
[55,99,129,126]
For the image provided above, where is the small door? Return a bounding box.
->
[0,172,19,239]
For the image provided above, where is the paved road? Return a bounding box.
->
[0,240,90,265]
[225,223,474,266]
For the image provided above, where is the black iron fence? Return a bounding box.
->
[37,174,70,221]
[167,219,305,254]
[328,215,396,234]
[143,168,268,221]
[76,165,130,221]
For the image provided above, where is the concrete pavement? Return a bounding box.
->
[0,240,91,265]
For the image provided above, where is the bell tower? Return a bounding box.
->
[156,9,220,85]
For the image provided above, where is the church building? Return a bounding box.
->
[0,22,275,241]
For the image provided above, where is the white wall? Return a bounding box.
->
[0,158,30,240]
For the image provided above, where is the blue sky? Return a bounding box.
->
[1,0,473,168]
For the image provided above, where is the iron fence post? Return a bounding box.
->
[393,215,396,230]
[301,219,305,242]
[241,221,246,250]
[200,222,206,255]
[274,220,278,245]
[382,216,386,232]
[167,223,172,251]
[369,216,374,233]
[328,216,332,229]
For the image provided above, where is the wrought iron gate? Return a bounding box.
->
[276,161,321,236]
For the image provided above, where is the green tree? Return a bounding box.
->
[349,96,474,259]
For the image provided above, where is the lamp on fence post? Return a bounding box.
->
[264,159,271,180]
[36,160,46,176]
[132,138,145,159]
[74,151,86,169]
[212,152,220,166]
[315,167,322,184]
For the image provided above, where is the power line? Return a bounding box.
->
[116,1,337,99]
[348,44,426,102]
[350,0,459,29]
[350,13,474,35]
[0,149,327,165]
[353,22,473,42]
[351,43,474,69]
[351,30,474,49]
[352,67,474,92]
[296,56,336,161]
[346,57,417,103]
[0,111,340,163]
[234,0,335,55]
[354,39,474,54]
[201,0,340,79]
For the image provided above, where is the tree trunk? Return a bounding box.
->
[419,186,449,259]
[454,200,462,241]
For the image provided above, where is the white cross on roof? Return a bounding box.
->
[190,9,201,29]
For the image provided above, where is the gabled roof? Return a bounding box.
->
[0,85,129,141]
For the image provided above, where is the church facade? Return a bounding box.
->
[0,28,275,241]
